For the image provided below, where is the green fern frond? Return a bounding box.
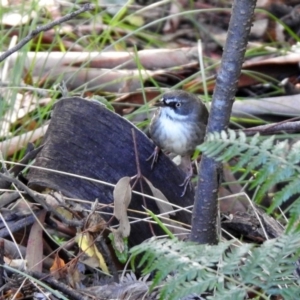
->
[286,140,300,164]
[286,197,300,231]
[130,234,300,300]
[197,130,300,215]
[240,234,299,290]
[272,180,300,211]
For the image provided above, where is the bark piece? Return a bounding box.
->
[27,97,194,245]
[222,209,284,242]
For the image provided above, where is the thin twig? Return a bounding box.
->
[0,3,94,63]
[242,119,300,136]
[132,129,142,179]
[131,128,155,236]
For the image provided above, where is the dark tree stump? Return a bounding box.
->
[27,97,194,245]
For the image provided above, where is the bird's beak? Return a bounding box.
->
[153,101,164,107]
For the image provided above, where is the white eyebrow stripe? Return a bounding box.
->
[164,98,177,105]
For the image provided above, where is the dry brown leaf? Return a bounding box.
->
[113,176,132,238]
[50,254,66,279]
[86,212,106,233]
[144,178,188,237]
[50,255,65,272]
[144,177,175,217]
[25,209,47,273]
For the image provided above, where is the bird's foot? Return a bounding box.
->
[146,146,160,169]
[179,155,193,197]
[179,172,193,197]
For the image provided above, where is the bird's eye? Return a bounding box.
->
[175,102,181,108]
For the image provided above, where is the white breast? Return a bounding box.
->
[156,108,191,155]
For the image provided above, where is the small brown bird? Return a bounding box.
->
[148,90,209,196]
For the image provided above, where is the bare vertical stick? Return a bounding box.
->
[191,0,258,244]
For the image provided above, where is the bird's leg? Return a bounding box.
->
[146,146,160,169]
[179,155,193,197]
